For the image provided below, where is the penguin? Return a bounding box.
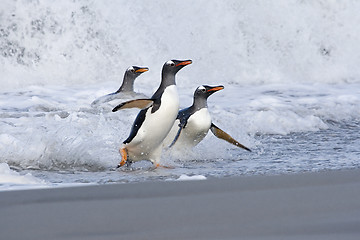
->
[112,59,192,167]
[91,66,149,106]
[165,85,251,152]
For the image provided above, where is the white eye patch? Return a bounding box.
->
[127,66,135,71]
[166,60,175,65]
[198,86,206,91]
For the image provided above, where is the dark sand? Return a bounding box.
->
[1,169,360,240]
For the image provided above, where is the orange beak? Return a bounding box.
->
[207,86,224,92]
[176,60,192,67]
[135,67,149,73]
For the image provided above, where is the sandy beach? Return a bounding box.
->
[0,169,359,240]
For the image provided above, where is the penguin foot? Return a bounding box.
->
[117,147,128,168]
[154,163,175,169]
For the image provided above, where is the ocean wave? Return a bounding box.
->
[1,0,360,89]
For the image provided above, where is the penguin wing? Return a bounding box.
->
[210,123,251,152]
[123,108,147,144]
[168,126,183,148]
[112,99,154,112]
[91,93,118,106]
[168,110,190,148]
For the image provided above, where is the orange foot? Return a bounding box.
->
[117,147,128,168]
[154,163,175,169]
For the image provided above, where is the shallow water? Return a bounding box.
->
[1,83,359,190]
[1,0,360,190]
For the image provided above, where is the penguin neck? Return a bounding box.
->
[160,71,176,89]
[117,77,134,93]
[151,73,176,99]
[192,96,208,111]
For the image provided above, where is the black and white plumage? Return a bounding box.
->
[112,59,192,167]
[165,85,251,152]
[91,66,148,106]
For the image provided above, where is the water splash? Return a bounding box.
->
[1,0,360,89]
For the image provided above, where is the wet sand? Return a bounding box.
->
[1,169,360,240]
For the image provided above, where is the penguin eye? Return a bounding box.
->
[198,86,206,92]
[166,60,175,67]
[131,69,136,73]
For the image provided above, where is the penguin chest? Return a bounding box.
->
[130,85,179,150]
[181,108,212,146]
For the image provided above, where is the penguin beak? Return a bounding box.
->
[207,86,224,92]
[175,60,192,67]
[135,67,149,73]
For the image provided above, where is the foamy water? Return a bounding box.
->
[1,0,360,190]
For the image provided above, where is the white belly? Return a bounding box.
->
[165,108,212,148]
[126,85,179,162]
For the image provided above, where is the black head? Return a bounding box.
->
[192,85,224,110]
[162,59,192,75]
[159,59,192,88]
[194,85,224,99]
[119,66,149,92]
[124,66,149,78]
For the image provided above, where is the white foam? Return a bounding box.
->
[177,174,207,181]
[1,81,359,172]
[0,163,48,190]
[1,1,360,89]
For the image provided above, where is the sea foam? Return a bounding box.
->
[1,0,360,89]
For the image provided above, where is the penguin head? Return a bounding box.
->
[195,85,224,99]
[125,66,149,79]
[118,66,148,92]
[192,85,224,109]
[162,59,192,75]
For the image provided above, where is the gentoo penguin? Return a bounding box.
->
[91,66,149,106]
[165,85,251,151]
[112,59,192,167]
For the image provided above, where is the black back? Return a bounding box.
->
[123,60,192,144]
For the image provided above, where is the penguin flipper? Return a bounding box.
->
[112,99,154,112]
[91,93,117,107]
[168,113,189,148]
[210,123,251,152]
[168,126,184,148]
